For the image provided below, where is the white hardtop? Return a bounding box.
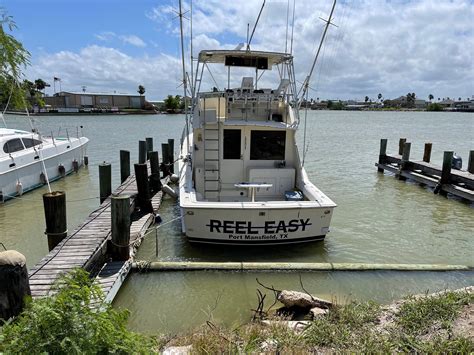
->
[0,128,32,137]
[198,49,292,66]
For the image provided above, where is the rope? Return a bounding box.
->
[3,193,99,203]
[44,230,68,236]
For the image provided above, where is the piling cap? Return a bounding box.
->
[0,250,26,267]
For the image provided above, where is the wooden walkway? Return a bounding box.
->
[376,154,474,202]
[28,171,165,298]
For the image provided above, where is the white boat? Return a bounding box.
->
[0,128,89,202]
[178,48,336,245]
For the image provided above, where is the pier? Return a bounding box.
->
[376,139,474,202]
[27,138,175,301]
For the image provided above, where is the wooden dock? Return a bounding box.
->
[27,136,174,301]
[376,139,474,202]
[28,171,164,298]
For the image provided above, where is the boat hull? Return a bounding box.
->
[181,205,333,245]
[0,139,88,202]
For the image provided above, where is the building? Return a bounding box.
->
[44,91,145,110]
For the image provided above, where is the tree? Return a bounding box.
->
[34,78,47,91]
[428,94,434,102]
[0,10,30,81]
[406,93,416,108]
[378,93,382,102]
[163,94,182,113]
[365,96,369,103]
[0,9,30,109]
[137,85,145,96]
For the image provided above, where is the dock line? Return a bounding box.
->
[131,261,473,272]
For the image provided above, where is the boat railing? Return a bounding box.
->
[197,91,294,125]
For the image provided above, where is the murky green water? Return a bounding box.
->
[1,111,473,334]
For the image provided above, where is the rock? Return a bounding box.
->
[162,345,192,355]
[310,307,329,319]
[262,320,311,334]
[277,290,332,309]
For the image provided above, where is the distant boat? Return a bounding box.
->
[0,128,89,202]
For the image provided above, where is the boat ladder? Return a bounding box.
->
[203,123,220,200]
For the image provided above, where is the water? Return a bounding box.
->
[1,111,473,334]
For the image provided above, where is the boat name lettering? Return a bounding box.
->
[206,219,312,234]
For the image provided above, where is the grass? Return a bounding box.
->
[165,290,473,354]
[1,275,472,354]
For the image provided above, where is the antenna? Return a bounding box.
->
[290,0,296,54]
[178,0,190,155]
[298,0,337,105]
[247,0,266,51]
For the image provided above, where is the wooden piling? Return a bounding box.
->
[401,142,411,167]
[161,143,170,177]
[423,143,432,163]
[468,150,474,174]
[110,195,131,261]
[168,138,175,174]
[138,140,147,164]
[120,150,130,183]
[99,162,112,204]
[84,156,89,166]
[146,137,153,160]
[149,151,162,192]
[378,139,387,173]
[42,191,67,251]
[398,138,406,155]
[0,250,31,320]
[134,163,153,213]
[441,151,453,184]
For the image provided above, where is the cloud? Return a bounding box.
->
[148,0,474,100]
[94,31,116,42]
[94,32,147,48]
[27,45,180,100]
[119,34,147,48]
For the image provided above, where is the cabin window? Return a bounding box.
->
[22,138,43,148]
[3,138,25,154]
[250,130,286,160]
[223,129,241,159]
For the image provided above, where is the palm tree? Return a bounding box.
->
[428,94,434,102]
[365,96,369,103]
[377,93,382,102]
[137,85,145,96]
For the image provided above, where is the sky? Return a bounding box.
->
[1,0,473,101]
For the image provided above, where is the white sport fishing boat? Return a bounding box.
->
[178,0,337,245]
[0,127,89,202]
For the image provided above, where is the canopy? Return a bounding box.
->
[198,50,292,68]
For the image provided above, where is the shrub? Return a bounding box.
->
[0,269,156,354]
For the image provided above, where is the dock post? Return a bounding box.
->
[423,143,432,163]
[168,138,175,174]
[0,250,31,320]
[43,191,67,251]
[99,162,112,204]
[134,163,153,213]
[138,140,147,164]
[468,150,474,174]
[84,156,89,166]
[397,142,411,180]
[120,150,130,183]
[110,195,131,261]
[439,151,453,196]
[149,151,162,192]
[398,138,406,155]
[161,143,170,177]
[378,138,387,173]
[146,137,154,160]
